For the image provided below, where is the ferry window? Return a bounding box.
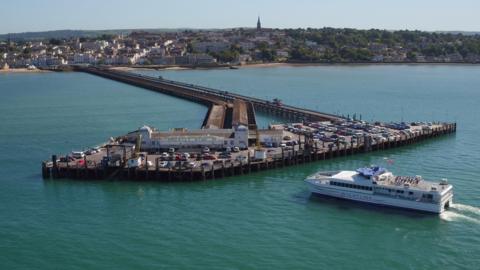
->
[409,191,413,195]
[427,194,433,199]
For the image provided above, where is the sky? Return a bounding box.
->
[1,0,479,34]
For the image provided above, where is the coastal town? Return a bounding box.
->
[2,18,480,70]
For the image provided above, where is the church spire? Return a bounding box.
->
[257,16,261,31]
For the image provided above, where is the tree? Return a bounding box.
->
[186,42,195,53]
[406,51,417,61]
[49,38,61,45]
[98,34,114,41]
[22,47,31,57]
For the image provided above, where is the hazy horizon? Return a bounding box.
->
[1,0,479,35]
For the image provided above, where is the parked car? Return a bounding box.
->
[85,149,98,155]
[159,161,168,168]
[127,157,142,168]
[236,155,247,163]
[264,142,273,148]
[186,162,196,168]
[219,152,231,159]
[203,154,216,160]
[59,156,75,162]
[71,151,85,159]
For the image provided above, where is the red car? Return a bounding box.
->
[203,155,217,160]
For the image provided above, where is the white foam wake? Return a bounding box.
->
[440,203,480,224]
[450,203,480,216]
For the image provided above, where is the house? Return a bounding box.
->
[371,55,384,62]
[192,42,230,53]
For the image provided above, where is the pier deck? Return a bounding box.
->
[42,66,456,181]
[43,122,456,181]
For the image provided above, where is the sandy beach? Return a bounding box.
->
[0,68,49,73]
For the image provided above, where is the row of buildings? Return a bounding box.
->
[2,18,480,69]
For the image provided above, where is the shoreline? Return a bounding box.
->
[0,68,50,73]
[111,61,480,72]
[243,61,480,68]
[1,61,478,74]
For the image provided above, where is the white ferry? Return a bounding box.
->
[305,166,453,213]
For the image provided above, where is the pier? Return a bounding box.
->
[42,67,457,181]
[75,66,342,124]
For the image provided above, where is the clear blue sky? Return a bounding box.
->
[2,0,479,34]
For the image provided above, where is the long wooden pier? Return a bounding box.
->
[75,66,342,124]
[41,66,457,181]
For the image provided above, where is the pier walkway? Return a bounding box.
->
[75,66,342,125]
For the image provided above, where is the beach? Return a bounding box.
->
[0,68,49,73]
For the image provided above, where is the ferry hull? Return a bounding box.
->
[306,180,452,214]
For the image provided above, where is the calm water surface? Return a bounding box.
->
[0,65,479,269]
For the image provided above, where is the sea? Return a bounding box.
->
[0,64,479,269]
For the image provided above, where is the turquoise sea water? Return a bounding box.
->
[0,65,479,269]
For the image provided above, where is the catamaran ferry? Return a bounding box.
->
[305,166,453,213]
